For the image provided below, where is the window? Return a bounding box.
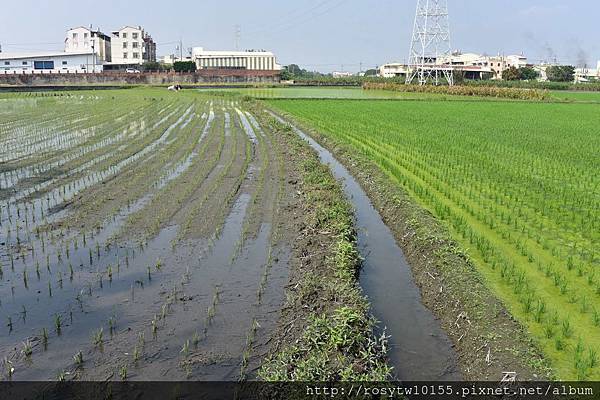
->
[132,42,138,48]
[123,53,128,59]
[33,61,54,70]
[4,61,9,66]
[73,33,78,39]
[122,33,127,39]
[123,42,128,48]
[62,61,68,65]
[22,61,27,65]
[84,32,88,39]
[132,32,139,39]
[133,52,139,59]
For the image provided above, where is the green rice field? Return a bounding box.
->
[268,97,600,380]
[198,87,480,101]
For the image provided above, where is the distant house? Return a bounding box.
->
[107,26,156,69]
[0,51,103,74]
[332,71,353,78]
[65,26,112,64]
[377,63,408,78]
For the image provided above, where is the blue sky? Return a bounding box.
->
[1,0,597,72]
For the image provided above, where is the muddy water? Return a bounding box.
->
[0,104,289,381]
[267,110,460,381]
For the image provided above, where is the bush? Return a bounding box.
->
[546,65,575,82]
[462,79,600,91]
[173,61,196,73]
[363,82,550,101]
[503,66,521,81]
[141,61,165,72]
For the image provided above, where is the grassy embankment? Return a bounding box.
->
[255,108,391,381]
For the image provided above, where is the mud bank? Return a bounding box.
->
[252,106,390,381]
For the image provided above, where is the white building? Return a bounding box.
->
[0,51,103,74]
[575,61,600,83]
[109,26,156,66]
[332,71,353,78]
[159,54,193,65]
[486,54,528,79]
[193,47,281,71]
[377,63,408,78]
[65,26,112,63]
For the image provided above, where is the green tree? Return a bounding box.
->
[142,61,163,72]
[173,61,196,73]
[546,65,575,82]
[502,66,521,81]
[364,69,378,77]
[280,69,293,81]
[519,66,539,80]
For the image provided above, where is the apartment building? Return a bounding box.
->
[110,26,156,66]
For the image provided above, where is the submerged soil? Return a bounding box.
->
[0,93,323,381]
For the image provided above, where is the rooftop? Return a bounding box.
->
[0,51,94,60]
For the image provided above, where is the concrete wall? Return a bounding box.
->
[0,70,281,86]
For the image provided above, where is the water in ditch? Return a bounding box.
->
[267,110,460,381]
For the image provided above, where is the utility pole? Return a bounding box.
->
[406,0,454,86]
[235,25,241,50]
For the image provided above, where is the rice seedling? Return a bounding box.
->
[138,332,145,348]
[54,314,61,334]
[41,328,48,348]
[133,345,141,365]
[21,340,33,358]
[93,327,104,347]
[151,316,158,339]
[593,309,600,327]
[181,340,190,357]
[589,348,598,369]
[192,331,200,348]
[555,336,565,351]
[543,324,554,339]
[108,315,116,335]
[119,365,128,380]
[73,350,83,366]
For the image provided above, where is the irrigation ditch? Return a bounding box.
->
[265,110,460,381]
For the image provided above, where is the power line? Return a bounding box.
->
[3,42,64,46]
[245,0,349,38]
[244,0,337,35]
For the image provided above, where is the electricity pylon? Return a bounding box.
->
[406,0,454,86]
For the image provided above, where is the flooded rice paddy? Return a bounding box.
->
[0,90,291,381]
